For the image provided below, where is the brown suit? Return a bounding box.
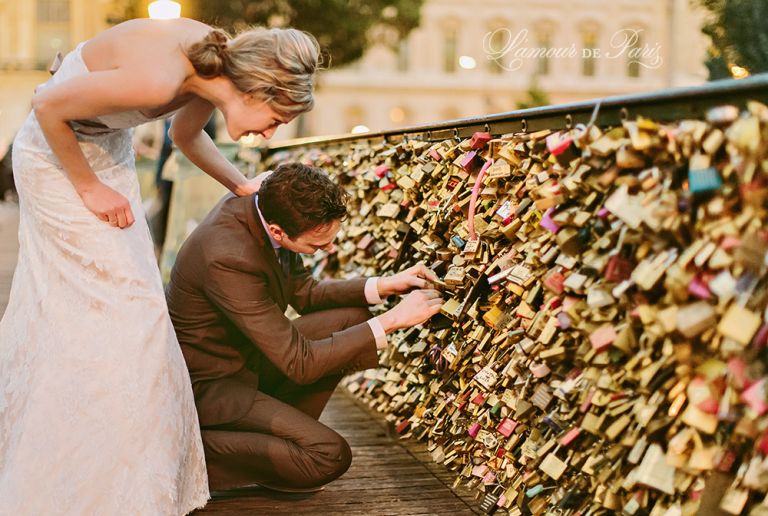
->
[166,193,379,490]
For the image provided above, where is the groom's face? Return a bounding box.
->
[268,219,341,255]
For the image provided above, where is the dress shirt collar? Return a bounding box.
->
[255,194,281,249]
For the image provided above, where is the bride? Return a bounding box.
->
[0,17,320,514]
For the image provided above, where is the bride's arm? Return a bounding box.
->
[168,97,256,197]
[32,68,177,228]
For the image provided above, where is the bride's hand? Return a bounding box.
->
[234,170,273,197]
[76,181,135,229]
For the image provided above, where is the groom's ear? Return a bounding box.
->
[267,223,286,242]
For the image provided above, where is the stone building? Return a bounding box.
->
[0,0,711,145]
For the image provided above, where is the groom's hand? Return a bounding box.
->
[377,289,443,332]
[377,262,439,297]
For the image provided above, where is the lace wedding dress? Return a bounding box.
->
[0,42,209,514]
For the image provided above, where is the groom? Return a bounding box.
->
[166,163,443,492]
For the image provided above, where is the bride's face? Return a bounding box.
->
[221,92,289,142]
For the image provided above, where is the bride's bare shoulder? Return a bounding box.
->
[82,18,213,74]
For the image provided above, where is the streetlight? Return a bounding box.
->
[459,55,477,70]
[148,0,181,20]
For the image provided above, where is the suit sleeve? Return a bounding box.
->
[204,261,378,385]
[288,262,370,314]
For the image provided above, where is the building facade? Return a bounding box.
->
[0,0,113,145]
[302,0,711,138]
[0,0,711,145]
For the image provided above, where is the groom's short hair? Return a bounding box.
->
[258,163,350,238]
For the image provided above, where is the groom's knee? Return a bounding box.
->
[301,430,352,487]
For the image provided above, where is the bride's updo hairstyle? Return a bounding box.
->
[186,27,321,118]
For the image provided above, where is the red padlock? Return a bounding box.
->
[470,131,492,150]
[604,254,635,283]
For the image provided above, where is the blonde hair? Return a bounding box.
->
[186,27,321,118]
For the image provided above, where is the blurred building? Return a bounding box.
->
[300,0,710,138]
[0,0,113,144]
[0,0,711,145]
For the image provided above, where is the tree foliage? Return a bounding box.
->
[195,0,424,69]
[697,0,768,79]
[107,0,424,69]
[515,75,550,110]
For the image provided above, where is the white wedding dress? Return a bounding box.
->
[0,42,209,514]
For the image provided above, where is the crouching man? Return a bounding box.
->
[166,163,442,492]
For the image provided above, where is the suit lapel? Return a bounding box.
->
[244,194,289,308]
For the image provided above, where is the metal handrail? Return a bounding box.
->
[267,73,768,151]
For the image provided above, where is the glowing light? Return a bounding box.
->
[389,107,406,123]
[730,65,750,79]
[148,0,181,20]
[459,55,477,70]
[351,125,370,134]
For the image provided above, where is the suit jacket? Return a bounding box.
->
[166,193,379,426]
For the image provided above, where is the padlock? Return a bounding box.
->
[264,102,768,515]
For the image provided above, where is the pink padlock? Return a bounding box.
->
[741,379,768,416]
[544,270,565,294]
[688,276,712,300]
[557,312,572,330]
[546,132,572,156]
[497,418,518,437]
[558,427,581,446]
[697,397,720,414]
[728,357,750,390]
[472,392,486,405]
[470,131,492,150]
[753,323,768,349]
[589,324,617,352]
[460,151,480,172]
[579,388,595,413]
[468,422,481,438]
[720,235,741,250]
[472,463,489,477]
[530,361,551,378]
[759,429,768,456]
[562,296,579,310]
[539,207,561,233]
[482,470,496,484]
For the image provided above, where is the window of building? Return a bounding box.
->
[441,107,461,122]
[581,30,597,77]
[389,106,410,126]
[345,105,366,133]
[397,37,410,73]
[535,28,551,76]
[37,0,70,22]
[627,30,642,78]
[443,24,458,74]
[36,0,71,70]
[487,27,506,74]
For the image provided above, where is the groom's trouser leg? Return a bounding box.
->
[202,306,373,490]
[202,391,352,490]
